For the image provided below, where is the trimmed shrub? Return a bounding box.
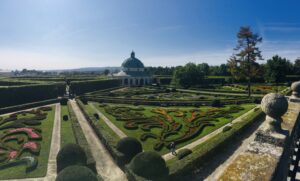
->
[129,151,169,181]
[222,125,232,132]
[116,137,142,163]
[56,165,100,181]
[211,99,221,107]
[63,115,69,121]
[94,113,99,120]
[177,149,192,160]
[56,144,87,173]
[60,98,68,105]
[81,98,88,105]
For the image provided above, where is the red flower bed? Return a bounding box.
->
[9,128,41,139]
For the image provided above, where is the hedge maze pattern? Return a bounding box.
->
[0,106,52,172]
[102,104,244,151]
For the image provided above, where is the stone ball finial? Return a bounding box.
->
[261,93,288,119]
[291,81,300,98]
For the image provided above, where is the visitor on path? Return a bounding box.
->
[170,142,177,156]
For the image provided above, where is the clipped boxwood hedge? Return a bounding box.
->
[116,137,142,164]
[56,165,100,181]
[0,98,60,115]
[71,79,121,95]
[177,149,192,160]
[0,83,65,108]
[128,151,169,181]
[56,144,87,173]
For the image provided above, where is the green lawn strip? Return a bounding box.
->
[93,102,255,155]
[60,104,76,147]
[166,107,264,178]
[0,105,56,179]
[84,103,120,142]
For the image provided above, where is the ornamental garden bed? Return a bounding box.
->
[0,106,55,179]
[90,102,255,155]
[82,87,253,106]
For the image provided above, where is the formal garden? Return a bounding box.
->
[92,102,255,154]
[0,106,55,179]
[0,73,295,181]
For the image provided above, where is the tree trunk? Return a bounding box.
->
[248,79,251,97]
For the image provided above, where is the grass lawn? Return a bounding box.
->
[0,105,56,179]
[60,104,76,147]
[90,102,255,155]
[82,103,120,144]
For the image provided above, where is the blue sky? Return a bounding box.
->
[1,0,300,70]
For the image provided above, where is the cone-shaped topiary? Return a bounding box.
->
[56,165,100,181]
[56,143,87,173]
[116,137,142,163]
[129,151,169,180]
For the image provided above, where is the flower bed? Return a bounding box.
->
[0,106,52,173]
[99,104,251,152]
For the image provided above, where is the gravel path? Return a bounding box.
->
[70,100,127,181]
[90,103,127,138]
[45,104,61,181]
[162,105,260,161]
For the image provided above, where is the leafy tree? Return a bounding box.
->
[103,69,110,75]
[173,63,204,88]
[264,55,290,88]
[197,63,210,76]
[294,58,300,75]
[228,26,263,97]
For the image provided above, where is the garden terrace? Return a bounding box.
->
[0,106,56,179]
[84,102,255,155]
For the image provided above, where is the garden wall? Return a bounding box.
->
[0,98,60,115]
[0,83,65,108]
[71,79,121,95]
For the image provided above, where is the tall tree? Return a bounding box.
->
[294,58,300,75]
[264,55,290,89]
[228,26,263,97]
[173,63,204,88]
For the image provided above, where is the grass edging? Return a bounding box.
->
[167,107,265,180]
[67,101,97,173]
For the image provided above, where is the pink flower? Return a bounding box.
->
[23,142,38,150]
[9,151,17,159]
[9,128,40,139]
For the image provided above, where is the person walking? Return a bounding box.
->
[170,142,177,156]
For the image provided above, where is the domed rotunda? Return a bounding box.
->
[113,51,152,86]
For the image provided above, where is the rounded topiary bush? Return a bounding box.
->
[63,115,69,121]
[94,113,99,120]
[56,165,100,181]
[211,99,221,107]
[129,151,169,180]
[222,125,232,132]
[117,137,142,163]
[60,98,68,105]
[56,144,87,173]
